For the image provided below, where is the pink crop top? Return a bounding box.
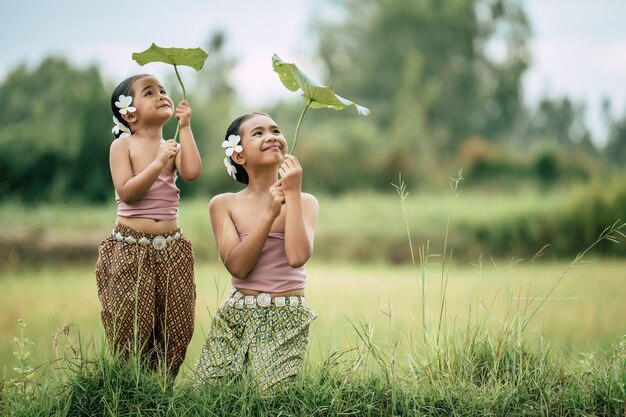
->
[231,233,307,293]
[116,169,180,220]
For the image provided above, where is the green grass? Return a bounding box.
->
[1,259,625,379]
[3,180,626,269]
[1,184,626,414]
[1,257,624,415]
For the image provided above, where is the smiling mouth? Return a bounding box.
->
[263,145,281,151]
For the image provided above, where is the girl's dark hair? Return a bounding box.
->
[225,112,270,184]
[110,74,151,138]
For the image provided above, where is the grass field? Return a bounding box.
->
[2,258,624,382]
[4,181,626,268]
[1,187,625,414]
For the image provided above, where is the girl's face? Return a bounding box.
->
[129,76,174,124]
[239,114,287,164]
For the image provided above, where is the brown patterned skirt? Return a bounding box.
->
[95,224,195,378]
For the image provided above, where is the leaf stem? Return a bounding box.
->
[174,122,180,142]
[173,64,185,142]
[173,64,186,99]
[292,99,312,155]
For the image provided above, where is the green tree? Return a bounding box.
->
[316,0,531,152]
[0,58,110,202]
[524,96,596,153]
[604,109,626,166]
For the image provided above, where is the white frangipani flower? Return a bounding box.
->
[222,135,243,157]
[115,95,136,115]
[112,116,131,138]
[224,157,237,179]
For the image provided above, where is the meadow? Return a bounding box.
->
[1,186,625,415]
[1,258,625,379]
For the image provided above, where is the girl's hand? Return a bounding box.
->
[278,154,302,195]
[176,100,192,128]
[267,179,285,218]
[156,139,179,166]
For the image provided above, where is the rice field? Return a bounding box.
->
[1,258,624,381]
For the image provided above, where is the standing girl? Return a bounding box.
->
[195,112,319,393]
[96,74,202,378]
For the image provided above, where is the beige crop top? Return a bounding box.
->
[231,233,307,293]
[116,169,179,220]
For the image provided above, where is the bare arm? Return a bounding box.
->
[110,138,177,204]
[174,100,202,181]
[280,155,319,267]
[210,186,284,278]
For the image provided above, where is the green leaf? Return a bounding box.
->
[132,43,208,71]
[272,54,370,116]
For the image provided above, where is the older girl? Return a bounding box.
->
[196,112,318,393]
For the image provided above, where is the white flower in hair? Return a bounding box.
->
[222,135,243,156]
[115,95,136,115]
[224,157,237,179]
[112,116,131,138]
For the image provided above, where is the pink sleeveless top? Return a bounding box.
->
[231,233,307,293]
[116,169,180,220]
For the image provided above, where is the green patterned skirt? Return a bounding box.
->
[195,290,317,393]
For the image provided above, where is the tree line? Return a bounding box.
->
[1,0,625,203]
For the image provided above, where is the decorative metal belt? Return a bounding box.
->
[112,229,181,250]
[226,289,306,309]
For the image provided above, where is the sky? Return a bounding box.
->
[3,0,626,145]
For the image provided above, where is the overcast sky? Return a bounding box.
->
[3,0,626,144]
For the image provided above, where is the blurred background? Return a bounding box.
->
[1,0,625,373]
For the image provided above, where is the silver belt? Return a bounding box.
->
[112,229,181,250]
[226,289,305,309]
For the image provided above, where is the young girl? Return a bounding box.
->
[96,74,202,378]
[195,112,319,393]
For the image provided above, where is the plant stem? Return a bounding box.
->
[173,64,186,99]
[173,64,185,142]
[292,99,312,155]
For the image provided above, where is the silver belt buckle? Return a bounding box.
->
[152,235,167,250]
[257,293,271,307]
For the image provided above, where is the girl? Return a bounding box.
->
[95,74,202,378]
[196,112,319,393]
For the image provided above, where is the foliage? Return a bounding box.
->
[316,0,531,149]
[132,43,209,99]
[604,102,626,166]
[271,54,369,153]
[0,58,111,202]
[0,2,624,202]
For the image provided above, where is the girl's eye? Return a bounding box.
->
[145,91,153,96]
[161,90,167,95]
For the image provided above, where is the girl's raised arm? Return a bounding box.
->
[174,100,202,181]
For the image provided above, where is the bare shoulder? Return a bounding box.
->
[110,137,130,154]
[208,192,237,212]
[301,192,319,209]
[302,192,318,204]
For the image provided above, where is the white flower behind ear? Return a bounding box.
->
[224,158,237,179]
[112,116,131,138]
[222,135,243,157]
[115,95,136,115]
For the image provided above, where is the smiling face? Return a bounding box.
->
[238,114,288,163]
[127,76,174,125]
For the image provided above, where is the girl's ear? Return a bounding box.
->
[232,151,245,165]
[123,111,138,125]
